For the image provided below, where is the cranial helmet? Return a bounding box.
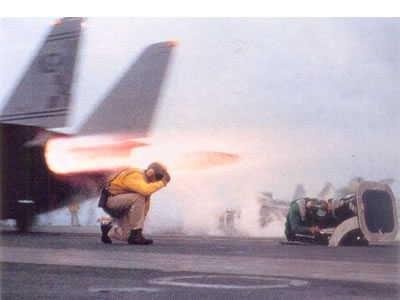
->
[147,162,166,181]
[307,199,328,214]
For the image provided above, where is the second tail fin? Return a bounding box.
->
[77,41,176,136]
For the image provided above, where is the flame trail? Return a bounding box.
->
[45,132,241,175]
[45,135,148,174]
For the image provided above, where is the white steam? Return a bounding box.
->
[37,127,399,238]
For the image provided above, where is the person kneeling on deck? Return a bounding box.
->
[284,198,337,244]
[98,162,170,245]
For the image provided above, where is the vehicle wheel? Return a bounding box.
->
[339,229,369,246]
[16,200,36,232]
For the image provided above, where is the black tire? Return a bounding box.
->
[339,229,369,246]
[16,200,36,232]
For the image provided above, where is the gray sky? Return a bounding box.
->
[1,17,399,200]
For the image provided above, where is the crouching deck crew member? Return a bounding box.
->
[98,162,170,245]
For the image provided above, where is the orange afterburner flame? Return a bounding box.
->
[46,129,243,175]
[168,40,179,47]
[129,147,241,174]
[128,130,242,173]
[45,135,148,174]
[175,151,241,171]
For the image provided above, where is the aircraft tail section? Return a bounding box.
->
[77,41,176,136]
[292,184,306,200]
[317,182,334,199]
[0,18,83,128]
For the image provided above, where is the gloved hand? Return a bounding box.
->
[162,171,171,184]
[310,226,320,234]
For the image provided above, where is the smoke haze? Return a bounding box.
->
[38,127,399,238]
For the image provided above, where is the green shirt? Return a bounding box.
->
[286,199,338,235]
[287,202,313,234]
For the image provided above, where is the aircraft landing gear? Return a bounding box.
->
[16,200,36,232]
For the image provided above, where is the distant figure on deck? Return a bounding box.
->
[98,162,170,245]
[69,202,80,226]
[285,198,337,243]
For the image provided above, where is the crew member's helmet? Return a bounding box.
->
[307,199,328,217]
[147,162,167,180]
[316,200,328,217]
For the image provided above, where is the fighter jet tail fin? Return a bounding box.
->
[77,41,176,136]
[0,18,83,128]
[292,184,306,200]
[317,182,334,199]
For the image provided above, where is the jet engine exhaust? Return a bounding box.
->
[45,134,241,175]
[174,151,241,171]
[45,135,149,174]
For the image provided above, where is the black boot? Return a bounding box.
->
[128,229,153,245]
[101,223,112,244]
